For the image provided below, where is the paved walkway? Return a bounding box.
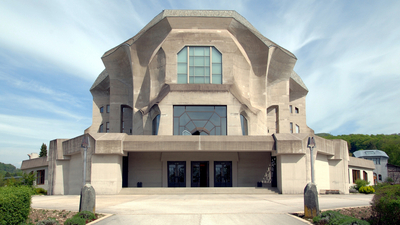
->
[32,194,373,225]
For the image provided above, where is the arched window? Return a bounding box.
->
[177,46,222,84]
[152,114,160,135]
[99,124,103,133]
[240,114,248,135]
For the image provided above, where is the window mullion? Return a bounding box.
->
[210,47,212,84]
[187,47,190,83]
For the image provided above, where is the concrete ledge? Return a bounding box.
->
[118,187,279,195]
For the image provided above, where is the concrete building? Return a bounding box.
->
[353,150,389,184]
[21,10,374,195]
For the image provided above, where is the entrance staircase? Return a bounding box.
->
[118,187,280,195]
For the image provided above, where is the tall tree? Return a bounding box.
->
[39,143,47,157]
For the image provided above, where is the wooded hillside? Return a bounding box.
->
[0,162,22,177]
[317,133,400,166]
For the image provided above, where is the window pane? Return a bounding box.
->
[178,63,187,73]
[194,76,204,83]
[187,111,213,120]
[186,106,215,111]
[195,67,204,75]
[195,57,205,66]
[189,77,194,83]
[194,47,205,56]
[189,47,194,56]
[215,106,227,117]
[189,67,194,76]
[212,74,222,84]
[204,47,210,56]
[177,47,187,62]
[212,48,222,63]
[205,77,210,84]
[174,106,185,116]
[177,74,187,84]
[212,63,221,74]
[189,56,194,66]
[205,57,210,66]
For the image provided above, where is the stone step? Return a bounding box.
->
[118,187,280,195]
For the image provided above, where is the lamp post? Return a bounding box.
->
[307,136,316,183]
[80,134,90,187]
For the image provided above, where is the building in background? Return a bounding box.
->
[21,10,375,195]
[353,150,388,184]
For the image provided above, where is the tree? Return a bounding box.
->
[39,143,47,157]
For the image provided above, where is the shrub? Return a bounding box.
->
[359,186,375,194]
[63,217,86,225]
[36,218,60,225]
[35,188,47,195]
[0,186,32,225]
[355,179,369,190]
[370,184,400,225]
[74,211,96,221]
[313,210,369,225]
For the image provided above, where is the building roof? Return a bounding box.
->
[103,10,296,60]
[353,150,389,158]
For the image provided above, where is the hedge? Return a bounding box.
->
[0,186,32,225]
[370,184,400,225]
[313,210,369,225]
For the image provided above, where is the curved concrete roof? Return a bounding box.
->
[103,10,295,59]
[353,150,389,158]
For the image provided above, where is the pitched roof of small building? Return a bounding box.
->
[353,150,389,158]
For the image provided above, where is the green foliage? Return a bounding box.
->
[63,216,86,225]
[75,211,96,221]
[370,184,400,225]
[36,218,60,225]
[40,143,47,157]
[316,133,400,166]
[0,162,21,174]
[0,186,32,225]
[21,172,36,187]
[35,187,47,195]
[313,210,369,225]
[359,186,375,194]
[355,179,370,190]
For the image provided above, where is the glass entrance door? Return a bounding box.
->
[168,161,186,187]
[214,161,232,187]
[191,161,209,187]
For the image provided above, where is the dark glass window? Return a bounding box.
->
[240,114,248,135]
[100,107,104,113]
[106,105,110,113]
[99,124,103,133]
[168,161,186,187]
[173,106,227,135]
[37,169,45,185]
[177,46,222,84]
[106,122,109,133]
[152,114,160,135]
[214,161,232,187]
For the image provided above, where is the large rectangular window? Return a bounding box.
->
[352,169,360,183]
[177,46,222,84]
[173,106,227,135]
[37,170,45,185]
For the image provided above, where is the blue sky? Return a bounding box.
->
[1,0,399,168]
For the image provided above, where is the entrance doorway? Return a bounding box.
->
[191,161,209,187]
[214,161,232,187]
[168,161,186,187]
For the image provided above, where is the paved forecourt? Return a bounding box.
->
[32,194,373,225]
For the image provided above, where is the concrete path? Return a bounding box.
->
[32,194,373,225]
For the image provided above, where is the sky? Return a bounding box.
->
[1,0,399,168]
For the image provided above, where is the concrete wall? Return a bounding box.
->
[315,153,330,190]
[237,152,270,187]
[277,154,307,194]
[128,152,163,187]
[91,155,122,194]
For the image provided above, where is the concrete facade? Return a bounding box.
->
[21,10,374,195]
